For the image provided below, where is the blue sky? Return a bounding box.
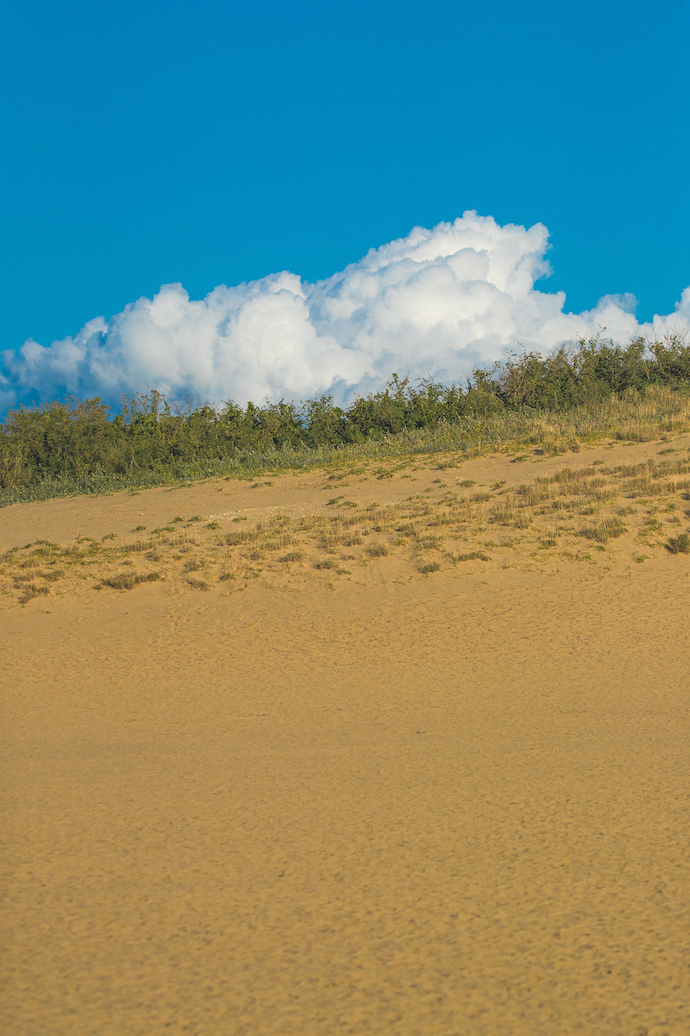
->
[1,0,689,408]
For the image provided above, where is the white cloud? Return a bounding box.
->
[2,211,689,411]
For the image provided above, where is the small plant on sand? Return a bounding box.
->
[579,517,627,543]
[279,551,304,563]
[666,532,690,554]
[419,535,444,551]
[101,571,161,590]
[450,551,491,563]
[187,577,210,590]
[366,542,389,557]
[314,558,337,569]
[420,561,441,574]
[18,583,50,604]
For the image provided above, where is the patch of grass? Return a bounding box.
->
[206,521,220,529]
[18,584,50,604]
[490,507,514,525]
[279,551,304,563]
[419,535,444,550]
[643,517,664,533]
[420,561,441,574]
[224,529,258,546]
[101,571,162,590]
[187,577,210,590]
[666,532,690,554]
[314,558,337,569]
[579,517,627,543]
[450,551,491,563]
[366,542,389,557]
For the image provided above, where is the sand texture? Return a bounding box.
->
[2,437,690,1035]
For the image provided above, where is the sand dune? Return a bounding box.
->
[2,436,690,1035]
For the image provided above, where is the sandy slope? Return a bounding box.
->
[2,438,690,1035]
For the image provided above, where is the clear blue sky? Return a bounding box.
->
[1,0,689,355]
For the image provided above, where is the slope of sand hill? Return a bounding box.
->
[2,437,690,1035]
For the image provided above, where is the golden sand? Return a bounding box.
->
[2,438,690,1035]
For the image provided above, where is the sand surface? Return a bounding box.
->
[2,439,690,1035]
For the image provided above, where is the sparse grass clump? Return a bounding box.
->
[366,542,389,557]
[666,532,690,554]
[101,571,162,590]
[187,577,210,590]
[579,517,627,543]
[450,551,491,563]
[18,584,50,604]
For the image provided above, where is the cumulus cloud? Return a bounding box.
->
[2,211,689,413]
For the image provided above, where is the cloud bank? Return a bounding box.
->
[2,211,689,415]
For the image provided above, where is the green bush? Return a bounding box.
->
[2,332,690,502]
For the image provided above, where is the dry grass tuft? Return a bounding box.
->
[579,518,628,543]
[101,571,162,590]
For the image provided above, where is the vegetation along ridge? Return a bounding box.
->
[2,332,690,507]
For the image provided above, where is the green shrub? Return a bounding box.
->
[2,331,690,506]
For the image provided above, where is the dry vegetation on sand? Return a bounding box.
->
[2,435,690,605]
